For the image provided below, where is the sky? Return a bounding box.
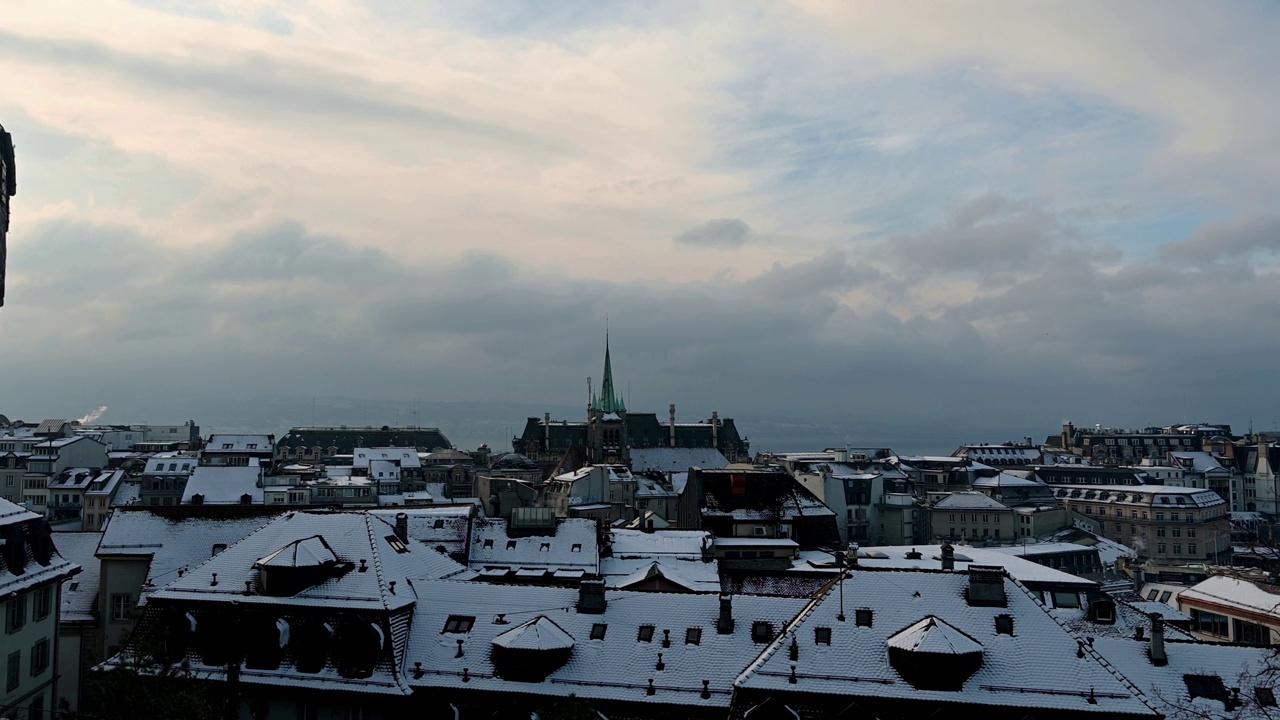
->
[1,1,1279,453]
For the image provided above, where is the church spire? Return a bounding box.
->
[594,332,625,414]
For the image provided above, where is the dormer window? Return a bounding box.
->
[539,543,550,552]
[483,539,494,549]
[814,627,832,645]
[637,625,654,642]
[222,444,233,450]
[443,615,475,634]
[855,609,873,627]
[590,623,607,640]
[212,544,227,556]
[751,622,774,643]
[506,540,518,550]
[685,628,702,645]
[571,544,582,553]
[433,519,445,529]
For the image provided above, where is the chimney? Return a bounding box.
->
[941,543,955,571]
[544,412,550,448]
[395,512,408,543]
[711,411,720,450]
[966,566,1008,607]
[847,545,859,567]
[1149,612,1167,666]
[578,578,606,614]
[669,405,676,448]
[718,594,734,634]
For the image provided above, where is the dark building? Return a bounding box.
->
[514,338,750,476]
[275,425,452,459]
[0,123,12,307]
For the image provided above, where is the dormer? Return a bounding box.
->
[886,616,984,691]
[490,616,575,682]
[252,535,351,596]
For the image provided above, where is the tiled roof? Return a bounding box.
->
[630,448,729,472]
[1093,637,1274,719]
[933,492,1012,510]
[735,570,1158,717]
[182,466,264,504]
[853,544,1097,589]
[468,518,599,576]
[55,531,103,622]
[405,580,809,707]
[0,498,80,595]
[1181,575,1280,616]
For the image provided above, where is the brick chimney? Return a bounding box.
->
[1149,612,1167,666]
[718,593,734,634]
[395,512,408,543]
[966,566,1008,608]
[578,578,606,614]
[941,543,955,571]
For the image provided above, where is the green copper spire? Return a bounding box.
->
[594,333,626,414]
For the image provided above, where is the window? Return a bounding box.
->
[814,627,832,645]
[432,519,445,529]
[1157,528,1166,537]
[637,625,654,642]
[6,650,18,691]
[1157,543,1167,554]
[1256,688,1277,708]
[751,622,774,643]
[443,615,475,634]
[111,593,131,621]
[539,543,551,552]
[385,535,409,554]
[1234,618,1271,645]
[1189,543,1198,556]
[6,593,26,633]
[212,543,227,556]
[483,539,494,549]
[1192,609,1229,637]
[995,615,1014,635]
[1188,528,1196,538]
[1173,544,1181,554]
[855,609,873,627]
[1172,528,1181,537]
[30,638,48,676]
[685,628,702,645]
[506,540,518,550]
[34,587,51,621]
[590,623,607,640]
[1051,592,1080,609]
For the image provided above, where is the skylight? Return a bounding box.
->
[443,615,475,634]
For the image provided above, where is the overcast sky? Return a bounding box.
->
[2,1,1278,452]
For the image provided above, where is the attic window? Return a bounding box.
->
[814,627,831,645]
[855,609,873,627]
[68,582,79,592]
[443,616,475,634]
[590,623,607,640]
[506,540,518,550]
[433,519,445,529]
[751,622,774,643]
[1184,675,1231,705]
[571,544,582,553]
[1256,688,1276,707]
[483,539,494,549]
[637,625,654,642]
[685,628,702,645]
[385,535,409,554]
[539,543,550,552]
[212,544,227,556]
[995,615,1014,635]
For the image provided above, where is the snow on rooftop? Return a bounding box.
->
[854,545,1096,588]
[181,466,264,504]
[630,447,729,472]
[1181,575,1280,617]
[1093,637,1273,720]
[55,531,102,622]
[933,492,1011,510]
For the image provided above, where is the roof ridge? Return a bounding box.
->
[734,572,839,688]
[363,513,393,611]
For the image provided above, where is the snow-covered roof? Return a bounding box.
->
[609,529,710,557]
[1180,575,1280,618]
[353,447,420,469]
[405,581,809,707]
[204,434,272,452]
[368,507,473,556]
[933,492,1012,511]
[886,615,982,655]
[491,616,575,651]
[735,570,1158,717]
[1093,637,1274,720]
[630,447,729,473]
[986,542,1099,558]
[1168,451,1230,477]
[602,559,722,593]
[468,518,599,577]
[0,498,80,596]
[97,510,274,596]
[853,545,1096,589]
[151,511,475,611]
[142,455,196,475]
[182,466,264,504]
[55,531,102,623]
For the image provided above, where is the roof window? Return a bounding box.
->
[855,609,873,627]
[385,535,409,554]
[995,615,1014,635]
[814,627,831,645]
[506,540,518,550]
[571,544,582,553]
[590,623,607,640]
[443,615,475,634]
[685,628,702,645]
[540,543,551,552]
[751,622,774,643]
[483,539,494,549]
[637,625,654,642]
[1256,688,1276,707]
[433,519,445,529]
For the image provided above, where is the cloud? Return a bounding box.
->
[674,218,752,247]
[1158,215,1280,264]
